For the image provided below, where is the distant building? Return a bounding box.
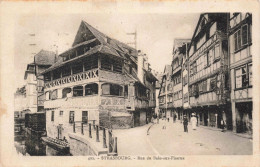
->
[17,50,56,114]
[152,70,163,116]
[41,21,157,140]
[229,13,252,134]
[158,65,173,118]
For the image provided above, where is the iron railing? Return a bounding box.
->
[72,120,117,156]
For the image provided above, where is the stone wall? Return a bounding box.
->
[111,116,132,129]
[68,133,107,156]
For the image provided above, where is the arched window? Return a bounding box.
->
[73,86,83,97]
[101,83,123,96]
[85,83,98,96]
[62,87,72,98]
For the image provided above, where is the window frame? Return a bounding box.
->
[235,65,247,89]
[69,111,75,124]
[51,111,54,122]
[82,111,88,123]
[85,83,98,96]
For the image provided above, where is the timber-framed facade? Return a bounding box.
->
[41,21,157,140]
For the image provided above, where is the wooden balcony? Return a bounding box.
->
[44,69,99,89]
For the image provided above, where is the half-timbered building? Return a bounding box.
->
[172,39,190,121]
[187,13,232,129]
[158,65,173,119]
[41,21,157,140]
[229,13,252,134]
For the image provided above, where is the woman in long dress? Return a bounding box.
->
[191,114,197,130]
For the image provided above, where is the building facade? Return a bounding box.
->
[41,21,157,140]
[172,39,190,121]
[23,50,56,113]
[229,13,252,134]
[158,65,173,119]
[187,13,232,129]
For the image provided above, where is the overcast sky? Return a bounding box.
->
[14,13,200,88]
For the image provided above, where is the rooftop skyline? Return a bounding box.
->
[14,13,199,88]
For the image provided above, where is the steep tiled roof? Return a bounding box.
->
[34,50,56,65]
[41,20,138,75]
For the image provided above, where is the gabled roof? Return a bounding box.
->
[41,20,139,75]
[187,13,206,53]
[173,39,190,54]
[34,50,56,65]
[73,21,137,60]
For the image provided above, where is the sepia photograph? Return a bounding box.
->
[1,1,260,167]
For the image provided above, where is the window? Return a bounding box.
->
[64,55,69,61]
[77,46,84,56]
[101,83,123,96]
[101,57,112,71]
[214,45,220,60]
[205,52,210,67]
[101,83,110,95]
[203,80,207,92]
[51,111,54,121]
[62,87,72,98]
[235,65,252,89]
[111,84,123,96]
[69,111,74,123]
[248,64,252,86]
[85,83,98,95]
[146,89,150,99]
[84,55,98,71]
[82,111,88,123]
[50,89,58,100]
[167,84,172,91]
[242,25,248,46]
[234,24,249,52]
[101,56,122,73]
[124,85,128,98]
[44,72,51,81]
[45,92,50,100]
[62,66,71,77]
[60,111,63,116]
[114,62,122,73]
[73,86,83,97]
[53,68,61,80]
[70,52,76,59]
[72,62,83,74]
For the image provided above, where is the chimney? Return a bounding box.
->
[137,50,144,84]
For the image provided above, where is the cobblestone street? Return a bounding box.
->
[114,120,252,155]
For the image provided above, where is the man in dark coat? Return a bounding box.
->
[183,115,188,132]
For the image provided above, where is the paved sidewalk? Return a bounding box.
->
[113,124,158,155]
[148,120,252,155]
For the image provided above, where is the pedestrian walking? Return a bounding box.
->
[162,116,167,129]
[174,113,177,123]
[183,115,188,132]
[221,118,226,132]
[191,113,197,130]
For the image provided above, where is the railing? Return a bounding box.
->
[72,120,118,156]
[44,68,99,89]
